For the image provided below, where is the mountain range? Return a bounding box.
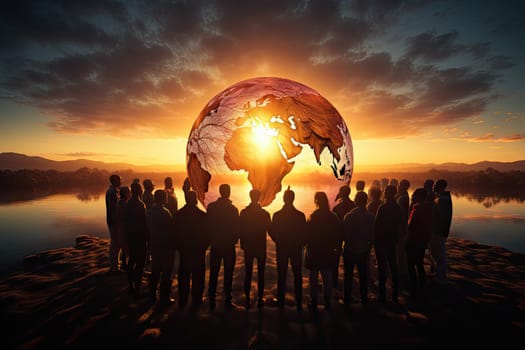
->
[1,152,525,173]
[0,152,179,172]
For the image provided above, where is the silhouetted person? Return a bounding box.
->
[116,186,131,271]
[147,189,176,306]
[142,179,155,210]
[396,179,411,288]
[305,192,342,310]
[207,184,240,310]
[389,178,399,191]
[380,178,389,194]
[423,179,435,204]
[176,190,208,307]
[106,174,121,272]
[367,186,382,217]
[182,177,191,195]
[164,176,178,217]
[269,187,306,311]
[342,191,374,307]
[125,183,149,297]
[431,179,453,285]
[374,185,402,303]
[355,180,365,193]
[422,178,436,272]
[240,189,271,308]
[332,185,355,288]
[406,188,433,299]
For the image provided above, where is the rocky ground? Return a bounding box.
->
[1,235,524,349]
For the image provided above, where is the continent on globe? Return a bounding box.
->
[186,77,353,207]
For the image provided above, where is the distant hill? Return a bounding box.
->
[2,152,525,173]
[0,152,179,172]
[360,160,525,173]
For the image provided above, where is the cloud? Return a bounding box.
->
[456,133,525,143]
[404,31,491,62]
[0,0,516,140]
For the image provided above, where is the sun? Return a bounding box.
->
[250,119,278,155]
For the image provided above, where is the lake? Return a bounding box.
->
[0,183,524,277]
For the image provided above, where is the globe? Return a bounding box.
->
[186,77,353,207]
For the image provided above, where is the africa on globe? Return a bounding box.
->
[186,77,353,207]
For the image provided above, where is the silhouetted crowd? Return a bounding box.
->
[105,175,452,312]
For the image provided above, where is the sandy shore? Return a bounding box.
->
[1,235,524,349]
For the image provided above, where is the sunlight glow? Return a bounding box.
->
[250,119,278,155]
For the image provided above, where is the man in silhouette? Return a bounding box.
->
[269,186,306,312]
[142,179,155,210]
[305,192,342,310]
[106,174,121,273]
[374,185,402,303]
[396,179,411,289]
[342,191,374,308]
[116,186,130,271]
[176,190,208,308]
[406,188,433,299]
[125,183,148,297]
[207,184,240,310]
[332,185,355,289]
[240,189,271,308]
[431,179,453,285]
[147,189,176,306]
[164,176,178,217]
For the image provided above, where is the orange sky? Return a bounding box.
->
[0,1,523,172]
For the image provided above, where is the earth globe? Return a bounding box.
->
[186,77,353,208]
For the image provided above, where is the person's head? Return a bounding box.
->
[143,179,154,192]
[335,185,351,202]
[399,179,410,192]
[412,188,427,205]
[314,191,329,211]
[182,177,191,194]
[369,186,381,201]
[434,179,448,194]
[130,182,143,197]
[219,184,231,198]
[185,190,198,206]
[249,189,261,204]
[164,177,173,189]
[132,178,140,185]
[154,189,167,205]
[424,179,434,192]
[389,178,399,189]
[381,178,389,189]
[283,186,295,205]
[119,186,131,200]
[372,179,381,189]
[384,185,397,201]
[109,174,121,187]
[355,191,368,208]
[356,180,365,192]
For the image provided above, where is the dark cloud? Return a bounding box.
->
[404,31,492,62]
[0,0,516,139]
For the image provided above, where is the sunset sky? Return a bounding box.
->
[0,0,523,173]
